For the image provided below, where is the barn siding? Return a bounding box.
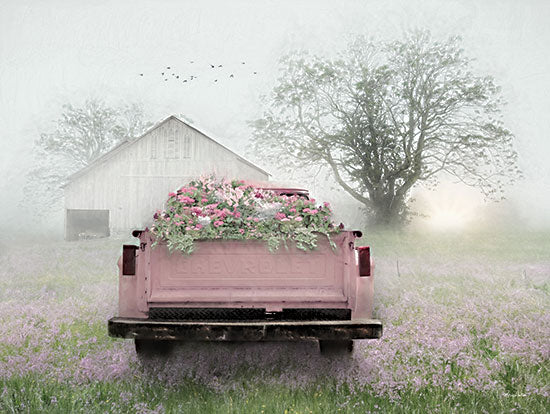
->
[65,117,269,234]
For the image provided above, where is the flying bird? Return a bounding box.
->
[139,73,143,76]
[218,65,222,67]
[241,62,245,64]
[210,64,215,68]
[183,79,187,83]
[214,79,218,83]
[253,71,257,74]
[229,74,234,78]
[190,60,194,63]
[167,66,171,69]
[161,72,165,75]
[176,75,179,79]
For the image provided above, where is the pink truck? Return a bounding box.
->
[108,189,382,356]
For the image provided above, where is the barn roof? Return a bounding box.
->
[64,115,270,184]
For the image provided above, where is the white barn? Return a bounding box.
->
[63,115,269,240]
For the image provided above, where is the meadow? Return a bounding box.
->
[0,229,548,413]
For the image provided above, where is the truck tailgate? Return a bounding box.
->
[147,237,350,305]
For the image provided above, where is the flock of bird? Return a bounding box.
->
[138,61,258,84]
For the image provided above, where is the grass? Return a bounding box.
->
[0,377,548,413]
[0,229,549,413]
[1,377,549,413]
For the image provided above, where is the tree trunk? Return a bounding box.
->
[368,195,405,227]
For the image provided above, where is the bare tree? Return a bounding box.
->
[251,31,521,226]
[25,99,153,213]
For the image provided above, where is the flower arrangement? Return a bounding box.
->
[150,176,341,254]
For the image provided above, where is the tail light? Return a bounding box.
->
[356,246,371,277]
[122,245,138,275]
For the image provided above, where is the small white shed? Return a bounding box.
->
[63,115,269,240]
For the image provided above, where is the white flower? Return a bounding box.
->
[256,201,282,220]
[197,216,212,226]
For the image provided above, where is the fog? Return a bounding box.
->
[1,0,550,237]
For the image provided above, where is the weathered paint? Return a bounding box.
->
[108,318,383,341]
[115,230,376,322]
[117,256,147,318]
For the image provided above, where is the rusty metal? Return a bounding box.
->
[108,317,382,341]
[147,307,351,321]
[149,307,266,321]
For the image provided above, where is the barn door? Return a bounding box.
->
[65,209,110,241]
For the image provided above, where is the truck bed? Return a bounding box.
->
[109,229,381,351]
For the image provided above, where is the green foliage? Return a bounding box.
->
[165,233,195,255]
[151,176,340,255]
[252,30,521,226]
[38,99,152,169]
[1,377,549,414]
[24,99,152,215]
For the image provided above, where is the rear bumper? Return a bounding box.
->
[108,317,382,341]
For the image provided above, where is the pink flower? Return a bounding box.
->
[179,186,197,194]
[247,217,254,221]
[195,224,203,230]
[275,212,287,220]
[168,192,176,198]
[234,211,241,218]
[239,229,245,234]
[201,198,209,203]
[289,208,296,213]
[185,226,192,231]
[253,218,259,222]
[323,202,330,207]
[294,216,303,222]
[281,218,290,222]
[213,220,224,227]
[216,209,228,219]
[310,209,318,214]
[178,195,195,204]
[303,208,311,213]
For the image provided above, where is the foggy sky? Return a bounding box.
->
[1,0,549,232]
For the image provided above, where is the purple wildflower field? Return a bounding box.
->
[0,231,549,411]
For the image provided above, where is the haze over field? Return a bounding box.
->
[1,0,550,235]
[1,3,549,412]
